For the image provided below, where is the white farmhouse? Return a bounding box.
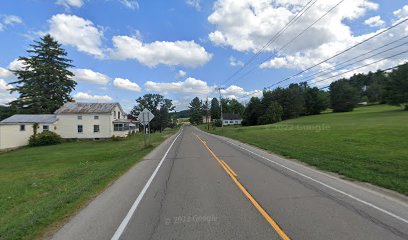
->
[222,113,242,126]
[0,102,137,150]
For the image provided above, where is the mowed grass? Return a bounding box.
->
[0,128,178,240]
[200,105,408,195]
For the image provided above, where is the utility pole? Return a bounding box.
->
[216,87,225,128]
[206,96,210,130]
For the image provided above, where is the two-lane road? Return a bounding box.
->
[53,125,408,240]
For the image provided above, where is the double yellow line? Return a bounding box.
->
[195,134,291,240]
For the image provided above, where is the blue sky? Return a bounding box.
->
[1,0,407,111]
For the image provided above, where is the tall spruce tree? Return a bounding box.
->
[189,97,203,125]
[9,34,76,113]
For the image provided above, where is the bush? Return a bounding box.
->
[29,131,62,147]
[213,119,222,127]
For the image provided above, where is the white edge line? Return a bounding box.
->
[111,128,183,240]
[199,130,408,225]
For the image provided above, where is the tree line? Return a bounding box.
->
[188,62,408,127]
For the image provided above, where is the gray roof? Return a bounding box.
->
[223,113,242,120]
[0,114,57,124]
[54,102,123,114]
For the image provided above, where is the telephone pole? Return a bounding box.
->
[216,87,225,128]
[206,96,210,130]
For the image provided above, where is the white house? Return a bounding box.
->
[0,102,137,150]
[222,113,242,126]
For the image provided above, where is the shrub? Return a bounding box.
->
[213,119,222,127]
[29,131,62,147]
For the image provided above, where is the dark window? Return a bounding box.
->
[94,125,100,133]
[114,123,129,131]
[78,125,83,133]
[78,115,82,120]
[113,111,116,119]
[118,111,121,119]
[94,116,99,120]
[20,125,25,131]
[43,125,49,132]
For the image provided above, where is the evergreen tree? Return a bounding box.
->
[242,97,262,126]
[9,34,76,113]
[258,101,283,125]
[384,63,408,110]
[305,87,329,115]
[189,97,203,125]
[210,98,220,119]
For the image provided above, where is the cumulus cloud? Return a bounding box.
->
[0,15,23,31]
[207,0,408,79]
[0,59,26,80]
[56,0,84,8]
[394,5,408,19]
[48,14,104,57]
[113,78,141,92]
[176,70,187,78]
[364,16,385,27]
[73,92,113,102]
[221,85,262,99]
[119,0,139,10]
[71,68,111,85]
[8,58,25,71]
[186,0,201,11]
[229,56,244,67]
[0,68,13,79]
[110,35,212,68]
[0,79,15,105]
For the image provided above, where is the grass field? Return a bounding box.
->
[200,105,408,195]
[0,128,178,240]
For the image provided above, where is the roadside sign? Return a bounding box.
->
[138,109,155,126]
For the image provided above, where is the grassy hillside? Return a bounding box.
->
[200,105,408,195]
[0,128,177,240]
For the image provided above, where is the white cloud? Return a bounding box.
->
[394,5,408,19]
[48,14,104,57]
[71,68,111,85]
[113,78,141,92]
[0,59,26,80]
[364,16,385,27]
[221,85,262,99]
[110,35,212,68]
[73,92,113,102]
[119,0,139,10]
[8,58,25,71]
[176,70,187,78]
[229,56,244,67]
[0,15,23,31]
[0,68,13,79]
[186,0,201,11]
[56,0,84,8]
[0,79,15,105]
[145,77,211,95]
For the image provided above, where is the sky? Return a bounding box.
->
[0,0,407,112]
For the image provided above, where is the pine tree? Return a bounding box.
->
[189,97,203,125]
[9,34,76,113]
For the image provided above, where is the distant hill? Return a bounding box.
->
[171,109,189,118]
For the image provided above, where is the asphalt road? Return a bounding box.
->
[52,125,408,240]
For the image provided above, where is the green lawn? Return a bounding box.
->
[200,105,408,195]
[0,128,178,240]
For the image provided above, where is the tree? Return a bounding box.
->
[384,63,408,110]
[258,101,283,125]
[242,97,262,126]
[210,98,220,119]
[228,99,245,115]
[9,34,76,113]
[329,79,360,112]
[131,94,174,132]
[305,87,329,115]
[189,97,203,125]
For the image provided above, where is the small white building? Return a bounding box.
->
[0,102,138,150]
[222,114,242,126]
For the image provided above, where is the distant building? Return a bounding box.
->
[202,115,212,124]
[0,102,138,150]
[222,113,242,126]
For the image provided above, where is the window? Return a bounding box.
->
[77,116,82,120]
[20,125,25,131]
[230,121,233,123]
[114,123,129,131]
[94,125,100,133]
[118,111,121,119]
[94,116,99,120]
[78,125,83,133]
[113,111,116,119]
[43,125,49,132]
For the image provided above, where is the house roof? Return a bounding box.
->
[223,113,242,120]
[0,114,57,125]
[54,102,124,114]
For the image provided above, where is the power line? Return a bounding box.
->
[233,18,408,88]
[221,0,318,86]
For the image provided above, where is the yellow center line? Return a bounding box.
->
[194,133,291,240]
[221,160,238,177]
